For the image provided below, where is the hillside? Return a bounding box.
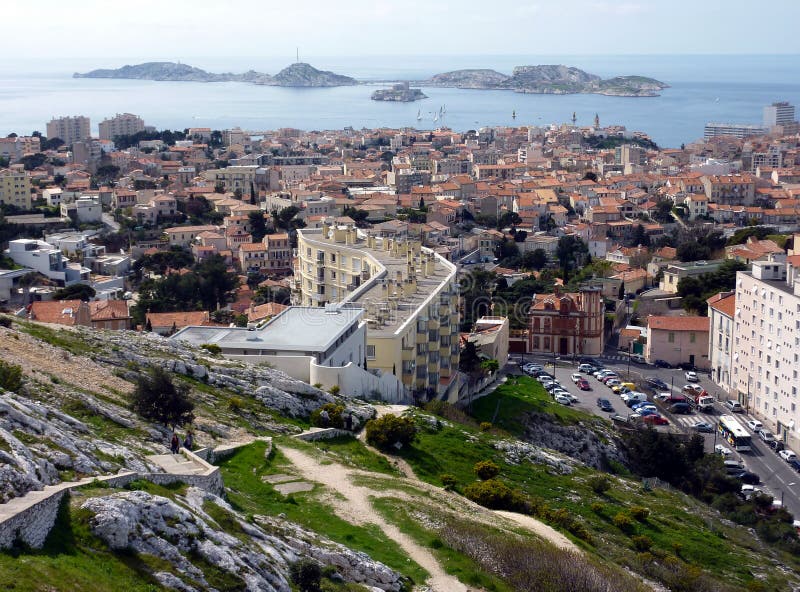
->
[0,318,798,591]
[269,62,357,87]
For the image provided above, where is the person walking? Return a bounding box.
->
[183,431,194,450]
[170,432,180,454]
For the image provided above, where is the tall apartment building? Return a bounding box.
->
[46,116,91,146]
[0,169,32,209]
[614,144,646,167]
[704,123,765,140]
[98,113,145,140]
[763,102,795,129]
[295,222,460,399]
[729,258,800,450]
[707,291,735,394]
[0,136,41,161]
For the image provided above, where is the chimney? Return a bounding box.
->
[322,220,331,238]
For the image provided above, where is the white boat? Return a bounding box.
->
[416,109,422,120]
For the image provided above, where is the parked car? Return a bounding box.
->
[734,471,761,485]
[759,430,776,444]
[669,402,692,414]
[683,384,703,393]
[745,420,763,432]
[715,444,732,456]
[678,362,697,371]
[600,375,620,384]
[578,356,598,365]
[779,450,798,462]
[645,377,669,390]
[631,402,657,412]
[724,400,743,413]
[536,375,553,383]
[685,371,699,382]
[788,459,800,473]
[611,385,631,395]
[571,373,583,383]
[554,394,571,406]
[630,353,646,364]
[595,370,616,380]
[643,414,669,426]
[635,407,660,416]
[653,359,672,368]
[693,421,714,433]
[578,363,596,373]
[605,379,622,388]
[577,379,591,391]
[597,398,613,411]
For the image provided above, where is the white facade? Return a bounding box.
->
[708,293,735,395]
[98,113,145,141]
[763,102,795,128]
[733,259,800,450]
[5,239,89,286]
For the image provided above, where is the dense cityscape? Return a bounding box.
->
[3,39,800,592]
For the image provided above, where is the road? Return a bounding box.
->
[510,353,800,517]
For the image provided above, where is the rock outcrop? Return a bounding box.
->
[268,63,356,87]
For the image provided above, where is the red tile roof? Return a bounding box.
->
[647,316,710,332]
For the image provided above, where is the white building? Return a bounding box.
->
[98,113,145,141]
[763,102,795,129]
[707,291,735,394]
[703,123,765,140]
[60,196,102,223]
[4,239,89,286]
[732,257,800,450]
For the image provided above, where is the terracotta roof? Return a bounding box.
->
[247,302,288,322]
[89,300,131,321]
[29,300,87,326]
[707,293,735,317]
[146,311,211,329]
[647,316,710,332]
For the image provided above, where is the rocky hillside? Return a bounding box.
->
[268,62,357,87]
[425,68,511,89]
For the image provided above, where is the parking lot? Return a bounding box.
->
[510,354,800,516]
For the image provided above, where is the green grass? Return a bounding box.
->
[17,322,95,356]
[314,435,400,476]
[216,440,428,585]
[469,375,596,434]
[371,497,513,592]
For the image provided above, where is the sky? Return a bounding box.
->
[1,0,798,59]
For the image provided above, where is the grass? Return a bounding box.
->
[17,322,95,356]
[216,440,428,585]
[469,375,597,433]
[313,435,400,476]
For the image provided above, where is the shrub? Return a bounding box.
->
[130,366,194,428]
[479,421,492,432]
[328,385,340,396]
[613,512,636,535]
[310,403,345,429]
[590,502,605,514]
[0,360,23,393]
[474,460,500,481]
[630,506,650,521]
[228,396,244,413]
[440,474,458,491]
[200,343,222,355]
[464,479,524,511]
[289,559,322,592]
[0,317,12,328]
[365,414,417,451]
[631,535,652,552]
[587,474,611,495]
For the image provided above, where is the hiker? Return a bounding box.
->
[183,431,194,450]
[319,409,330,427]
[170,432,180,454]
[344,413,353,431]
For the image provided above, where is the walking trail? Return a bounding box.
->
[281,404,581,592]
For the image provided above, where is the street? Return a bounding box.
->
[509,352,800,517]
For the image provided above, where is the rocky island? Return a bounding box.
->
[423,64,668,97]
[371,82,427,102]
[74,61,357,88]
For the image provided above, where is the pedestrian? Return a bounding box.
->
[344,413,353,431]
[319,408,330,427]
[183,431,194,450]
[170,432,180,454]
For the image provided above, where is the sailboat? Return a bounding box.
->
[416,109,422,121]
[512,110,517,119]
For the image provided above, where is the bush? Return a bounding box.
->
[630,506,650,521]
[440,474,458,491]
[0,360,23,393]
[631,535,652,552]
[587,474,611,495]
[228,396,244,413]
[200,343,221,355]
[289,559,322,592]
[310,403,345,429]
[0,316,12,328]
[464,478,525,511]
[613,512,636,534]
[130,366,194,428]
[590,502,605,514]
[474,460,500,481]
[328,385,340,396]
[365,414,417,451]
[479,421,493,432]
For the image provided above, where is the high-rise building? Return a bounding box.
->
[704,122,766,140]
[0,169,32,209]
[46,116,91,146]
[763,101,796,129]
[294,222,460,399]
[98,113,145,140]
[614,144,646,166]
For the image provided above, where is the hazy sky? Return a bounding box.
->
[2,0,798,59]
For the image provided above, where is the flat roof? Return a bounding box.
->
[173,306,363,352]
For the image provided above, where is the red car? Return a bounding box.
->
[577,379,591,390]
[643,414,669,426]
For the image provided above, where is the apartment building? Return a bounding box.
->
[0,136,41,161]
[701,174,755,205]
[5,239,90,286]
[295,223,460,399]
[707,292,735,394]
[659,260,723,294]
[731,258,800,450]
[98,113,145,140]
[46,116,91,146]
[763,102,795,129]
[703,123,765,140]
[0,169,32,209]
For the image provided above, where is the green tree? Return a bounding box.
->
[556,235,589,280]
[0,360,23,393]
[248,211,268,241]
[630,224,650,247]
[289,559,322,592]
[196,255,240,310]
[480,358,500,374]
[652,199,674,223]
[522,248,548,270]
[497,211,521,229]
[51,283,96,301]
[131,366,194,428]
[418,196,427,212]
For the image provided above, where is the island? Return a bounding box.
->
[370,82,427,102]
[423,64,668,97]
[73,61,357,88]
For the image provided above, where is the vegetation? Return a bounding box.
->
[365,414,417,451]
[130,366,195,428]
[290,559,322,592]
[676,259,747,315]
[676,229,726,262]
[51,283,96,301]
[0,360,23,393]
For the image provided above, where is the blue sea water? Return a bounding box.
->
[0,54,798,149]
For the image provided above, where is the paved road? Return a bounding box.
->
[510,353,800,516]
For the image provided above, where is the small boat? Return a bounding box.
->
[417,109,422,121]
[512,110,516,119]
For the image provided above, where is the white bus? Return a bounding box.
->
[718,415,752,452]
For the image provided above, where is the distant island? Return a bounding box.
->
[371,82,427,102]
[73,61,357,88]
[423,64,668,97]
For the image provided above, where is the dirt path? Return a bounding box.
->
[492,510,579,552]
[280,445,470,592]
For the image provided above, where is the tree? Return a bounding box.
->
[497,211,521,229]
[652,199,674,224]
[480,358,500,374]
[0,360,23,393]
[556,235,589,279]
[365,414,417,451]
[676,241,710,262]
[20,153,47,171]
[196,255,240,310]
[630,224,650,248]
[51,283,96,301]
[131,366,194,428]
[582,171,598,182]
[618,281,625,300]
[496,238,520,262]
[522,249,548,271]
[94,165,121,185]
[418,196,427,212]
[289,560,322,592]
[459,341,482,374]
[249,211,268,241]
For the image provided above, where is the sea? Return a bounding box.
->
[0,54,798,149]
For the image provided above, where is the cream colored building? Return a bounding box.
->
[0,169,32,209]
[98,113,145,141]
[295,222,460,400]
[46,116,91,146]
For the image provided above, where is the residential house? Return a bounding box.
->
[88,300,132,330]
[527,287,604,356]
[645,315,710,369]
[145,311,212,335]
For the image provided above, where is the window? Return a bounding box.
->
[366,345,376,359]
[668,332,675,343]
[689,332,696,343]
[533,337,540,349]
[544,337,550,349]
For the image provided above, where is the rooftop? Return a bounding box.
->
[647,315,710,332]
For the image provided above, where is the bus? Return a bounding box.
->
[718,415,752,452]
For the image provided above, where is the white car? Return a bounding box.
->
[779,449,797,462]
[714,444,732,456]
[578,364,596,373]
[745,419,763,432]
[571,373,583,383]
[683,384,703,393]
[630,354,646,364]
[685,371,699,382]
[554,394,571,406]
[605,378,622,388]
[594,370,614,379]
